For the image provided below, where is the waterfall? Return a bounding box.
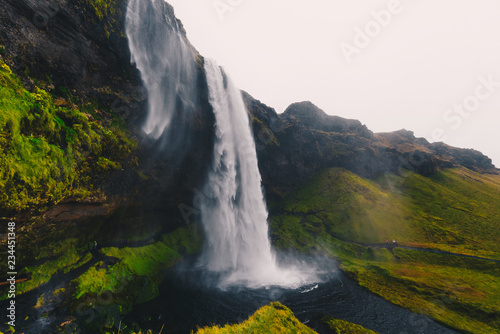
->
[201,59,315,288]
[126,0,197,138]
[126,0,322,289]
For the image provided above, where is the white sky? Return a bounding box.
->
[166,0,500,167]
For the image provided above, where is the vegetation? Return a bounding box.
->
[17,246,91,295]
[195,302,317,334]
[322,316,378,334]
[194,302,377,334]
[86,0,119,21]
[328,239,500,333]
[0,59,136,212]
[270,167,500,333]
[82,0,121,38]
[70,225,203,323]
[0,238,91,299]
[72,242,179,301]
[272,167,500,258]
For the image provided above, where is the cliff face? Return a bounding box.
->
[0,0,138,113]
[0,0,496,214]
[0,0,215,219]
[244,96,497,198]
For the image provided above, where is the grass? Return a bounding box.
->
[194,302,378,334]
[269,167,500,333]
[72,242,177,302]
[322,316,378,334]
[0,59,136,213]
[272,167,500,258]
[72,224,203,303]
[194,302,317,334]
[65,225,203,333]
[335,247,500,333]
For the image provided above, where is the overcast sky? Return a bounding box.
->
[166,0,499,167]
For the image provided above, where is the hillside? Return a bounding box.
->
[271,167,500,258]
[269,167,500,332]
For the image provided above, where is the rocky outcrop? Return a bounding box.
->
[0,0,141,119]
[244,97,497,197]
[283,101,373,139]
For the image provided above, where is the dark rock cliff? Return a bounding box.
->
[0,0,138,115]
[0,0,214,221]
[244,96,497,198]
[0,0,496,215]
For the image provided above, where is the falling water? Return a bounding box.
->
[201,59,318,288]
[126,0,197,138]
[126,0,322,289]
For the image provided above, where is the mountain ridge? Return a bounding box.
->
[243,95,497,200]
[0,1,499,333]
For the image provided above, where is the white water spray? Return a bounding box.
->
[201,59,318,289]
[126,0,197,138]
[126,0,323,289]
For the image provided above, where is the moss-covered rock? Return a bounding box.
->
[322,317,378,334]
[0,60,136,214]
[195,302,317,334]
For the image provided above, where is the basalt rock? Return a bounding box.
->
[244,97,497,197]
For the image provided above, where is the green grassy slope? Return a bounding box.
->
[270,167,500,333]
[271,167,500,258]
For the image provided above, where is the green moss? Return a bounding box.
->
[195,302,317,334]
[161,223,204,255]
[0,59,136,212]
[0,244,92,298]
[104,243,179,279]
[322,317,378,334]
[72,225,202,306]
[86,0,118,21]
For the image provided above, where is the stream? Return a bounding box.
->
[127,261,459,334]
